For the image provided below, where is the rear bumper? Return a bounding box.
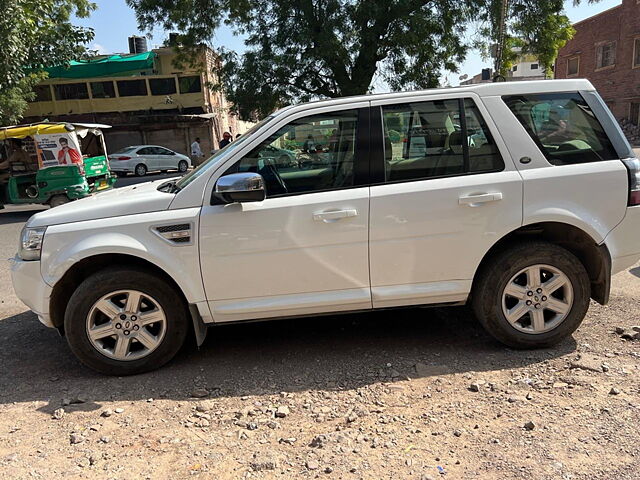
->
[108,161,136,173]
[65,180,91,200]
[9,257,54,328]
[87,174,117,192]
[604,206,640,274]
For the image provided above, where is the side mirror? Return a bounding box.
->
[213,172,266,204]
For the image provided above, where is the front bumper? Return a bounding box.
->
[10,257,54,328]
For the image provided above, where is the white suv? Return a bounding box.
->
[11,80,640,375]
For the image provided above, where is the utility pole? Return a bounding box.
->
[493,0,509,82]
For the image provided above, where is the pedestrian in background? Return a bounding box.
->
[219,132,232,149]
[190,137,204,167]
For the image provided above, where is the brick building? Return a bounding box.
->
[555,0,640,142]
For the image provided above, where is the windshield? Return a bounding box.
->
[175,115,274,189]
[112,146,136,154]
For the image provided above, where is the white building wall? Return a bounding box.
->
[512,60,543,78]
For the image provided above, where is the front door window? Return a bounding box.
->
[224,110,359,197]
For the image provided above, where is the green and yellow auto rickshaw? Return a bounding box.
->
[0,122,116,207]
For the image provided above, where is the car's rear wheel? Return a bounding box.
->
[178,160,188,173]
[49,194,70,208]
[472,241,590,349]
[135,164,147,177]
[64,267,189,375]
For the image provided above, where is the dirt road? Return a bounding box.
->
[1,206,639,479]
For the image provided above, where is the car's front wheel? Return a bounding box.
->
[178,160,189,173]
[64,267,189,375]
[472,241,590,349]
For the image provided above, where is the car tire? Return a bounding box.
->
[49,194,70,208]
[178,160,188,173]
[135,164,147,177]
[472,241,590,349]
[64,267,189,375]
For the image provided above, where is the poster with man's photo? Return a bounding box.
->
[34,132,83,170]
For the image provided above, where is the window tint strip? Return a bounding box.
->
[369,106,386,185]
[354,107,371,187]
[459,98,470,173]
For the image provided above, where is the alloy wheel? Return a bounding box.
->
[86,290,167,361]
[501,264,574,334]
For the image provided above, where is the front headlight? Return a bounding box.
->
[18,226,46,261]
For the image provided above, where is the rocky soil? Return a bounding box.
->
[0,210,639,479]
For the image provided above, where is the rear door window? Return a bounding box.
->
[382,98,504,182]
[503,93,618,165]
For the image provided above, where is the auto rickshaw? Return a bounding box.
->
[0,122,116,208]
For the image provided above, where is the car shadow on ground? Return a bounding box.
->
[629,266,640,279]
[0,307,576,415]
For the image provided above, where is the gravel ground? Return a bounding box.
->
[1,207,640,479]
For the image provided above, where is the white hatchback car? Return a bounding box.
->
[11,80,640,375]
[108,145,191,177]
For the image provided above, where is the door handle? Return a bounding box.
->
[458,192,503,206]
[313,209,358,222]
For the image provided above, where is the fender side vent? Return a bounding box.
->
[153,223,192,244]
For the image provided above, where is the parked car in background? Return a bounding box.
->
[258,144,297,167]
[10,79,640,375]
[108,145,191,177]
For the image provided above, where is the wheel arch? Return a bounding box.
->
[49,253,191,330]
[472,222,611,305]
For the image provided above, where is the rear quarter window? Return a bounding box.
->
[503,92,618,165]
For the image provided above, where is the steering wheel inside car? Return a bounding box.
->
[257,158,288,195]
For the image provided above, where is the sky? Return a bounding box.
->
[75,0,622,88]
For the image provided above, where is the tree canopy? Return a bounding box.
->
[0,0,95,125]
[129,0,599,119]
[480,0,580,78]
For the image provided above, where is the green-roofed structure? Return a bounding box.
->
[22,45,249,160]
[44,52,158,79]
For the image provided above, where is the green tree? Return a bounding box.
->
[128,0,600,119]
[480,1,605,78]
[0,0,96,125]
[129,0,478,119]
